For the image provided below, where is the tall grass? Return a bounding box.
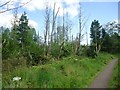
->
[2,52,115,88]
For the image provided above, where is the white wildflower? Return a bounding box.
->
[75,59,78,61]
[13,76,21,81]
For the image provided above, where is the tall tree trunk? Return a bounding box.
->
[44,2,50,56]
[75,2,82,55]
[59,9,65,58]
[49,3,59,54]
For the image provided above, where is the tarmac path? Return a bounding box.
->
[89,59,118,88]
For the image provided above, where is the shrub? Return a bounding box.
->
[86,46,97,58]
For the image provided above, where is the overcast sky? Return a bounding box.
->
[0,0,119,44]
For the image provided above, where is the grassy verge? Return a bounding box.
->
[2,52,115,88]
[109,54,120,88]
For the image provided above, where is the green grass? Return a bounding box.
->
[2,52,115,88]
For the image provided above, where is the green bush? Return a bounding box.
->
[51,43,60,58]
[86,46,97,58]
[23,44,47,66]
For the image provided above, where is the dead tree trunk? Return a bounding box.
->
[44,2,50,56]
[75,2,82,55]
[49,2,59,54]
[59,9,65,58]
[75,2,89,55]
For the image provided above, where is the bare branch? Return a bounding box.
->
[81,16,89,31]
[0,0,11,7]
[55,7,60,20]
[0,0,32,14]
[51,2,60,42]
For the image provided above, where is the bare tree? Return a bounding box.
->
[44,2,50,56]
[0,0,32,14]
[56,16,61,44]
[75,2,89,55]
[59,8,65,58]
[86,30,88,46]
[65,12,69,42]
[62,8,65,44]
[49,2,60,53]
[51,3,60,42]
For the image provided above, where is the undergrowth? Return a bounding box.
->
[2,52,115,88]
